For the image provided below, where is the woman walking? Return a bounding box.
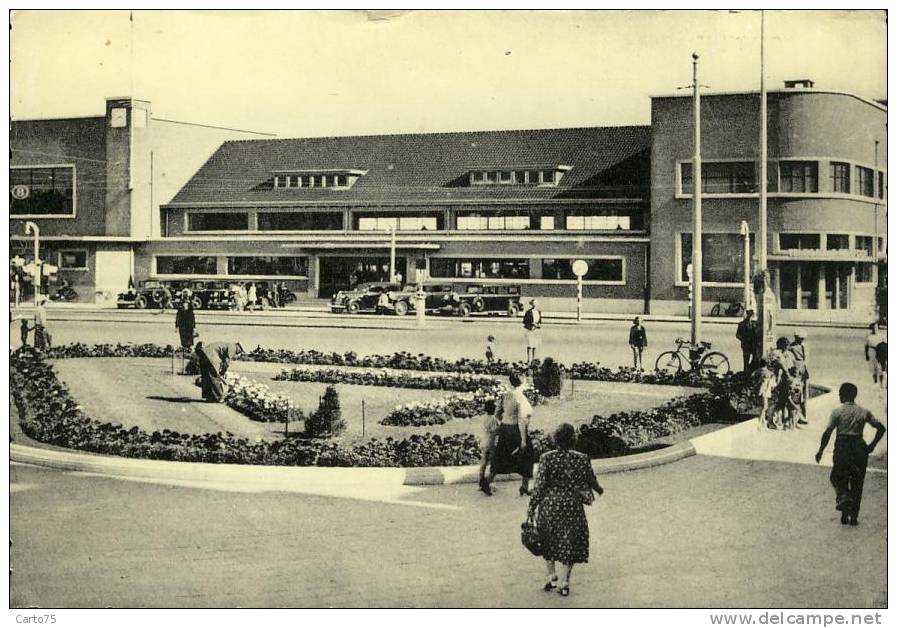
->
[175,300,196,350]
[483,372,535,495]
[527,423,604,597]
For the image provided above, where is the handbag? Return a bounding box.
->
[521,513,542,556]
[578,487,595,506]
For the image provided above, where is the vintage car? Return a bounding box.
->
[116,280,172,309]
[454,284,523,317]
[391,283,460,316]
[330,282,403,314]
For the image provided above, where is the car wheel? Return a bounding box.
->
[458,302,472,317]
[507,303,520,317]
[135,295,148,309]
[151,289,164,304]
[347,300,361,314]
[472,296,486,312]
[191,296,203,310]
[394,300,409,316]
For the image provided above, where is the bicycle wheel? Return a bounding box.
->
[710,303,722,317]
[655,350,683,374]
[699,352,731,377]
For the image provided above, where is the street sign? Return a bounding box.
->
[572,259,588,277]
[572,259,588,322]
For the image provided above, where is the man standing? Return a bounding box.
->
[815,383,886,526]
[523,299,542,363]
[789,329,810,424]
[33,296,50,350]
[735,309,758,373]
[628,316,648,370]
[865,322,887,385]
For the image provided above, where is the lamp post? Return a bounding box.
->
[24,221,40,306]
[740,221,751,310]
[690,52,703,346]
[388,223,397,282]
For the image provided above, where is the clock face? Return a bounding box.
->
[110,107,127,127]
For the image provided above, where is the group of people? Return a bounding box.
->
[12,295,50,350]
[756,331,810,430]
[225,281,289,311]
[477,372,605,597]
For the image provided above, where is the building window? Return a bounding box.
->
[855,236,874,256]
[227,256,308,277]
[356,215,440,231]
[541,258,623,282]
[429,258,530,279]
[187,212,249,231]
[826,234,850,251]
[58,250,88,270]
[10,166,75,216]
[566,214,631,230]
[467,167,564,186]
[877,171,885,199]
[680,233,754,284]
[830,162,850,193]
[455,212,542,230]
[258,212,343,231]
[156,256,218,275]
[779,233,820,251]
[780,161,818,193]
[540,215,555,230]
[856,166,874,197]
[856,263,874,283]
[680,162,757,194]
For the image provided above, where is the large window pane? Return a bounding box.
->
[780,161,818,193]
[541,258,623,282]
[779,233,821,251]
[356,214,440,231]
[187,212,249,231]
[826,234,849,250]
[454,211,538,230]
[10,166,75,216]
[680,233,754,283]
[830,162,850,193]
[680,162,757,194]
[258,212,343,230]
[156,256,218,275]
[59,251,88,269]
[429,258,529,279]
[855,236,874,255]
[856,166,874,197]
[227,256,308,276]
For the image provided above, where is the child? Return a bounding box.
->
[757,359,776,431]
[485,335,495,364]
[785,366,804,429]
[477,403,501,496]
[19,317,32,347]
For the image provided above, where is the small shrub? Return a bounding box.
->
[534,357,564,397]
[306,385,345,438]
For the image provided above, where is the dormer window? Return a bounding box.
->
[273,169,366,190]
[467,165,570,187]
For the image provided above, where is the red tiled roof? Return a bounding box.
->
[167,125,651,205]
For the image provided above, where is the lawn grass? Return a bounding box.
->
[52,358,701,445]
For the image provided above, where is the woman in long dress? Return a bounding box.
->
[175,301,196,350]
[486,371,535,495]
[527,423,604,597]
[194,341,243,402]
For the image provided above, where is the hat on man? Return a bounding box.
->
[793,328,807,339]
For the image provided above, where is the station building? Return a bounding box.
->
[9,83,887,322]
[9,97,271,303]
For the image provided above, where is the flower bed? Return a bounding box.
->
[223,373,301,423]
[273,367,497,392]
[380,385,543,427]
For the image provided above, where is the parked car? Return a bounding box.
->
[454,284,522,317]
[116,280,170,309]
[331,282,403,314]
[391,283,460,316]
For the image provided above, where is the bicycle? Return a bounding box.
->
[710,301,745,317]
[654,337,731,376]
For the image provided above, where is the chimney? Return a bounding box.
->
[783,79,815,89]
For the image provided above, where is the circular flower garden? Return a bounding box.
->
[10,343,750,468]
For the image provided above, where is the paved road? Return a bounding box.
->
[10,454,886,608]
[12,308,877,388]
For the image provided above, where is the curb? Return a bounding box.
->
[10,440,696,489]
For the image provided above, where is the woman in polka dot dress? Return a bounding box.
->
[527,423,604,597]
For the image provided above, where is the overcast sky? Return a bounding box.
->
[10,9,887,138]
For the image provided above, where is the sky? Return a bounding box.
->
[9,9,888,138]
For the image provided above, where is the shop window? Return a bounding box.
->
[680,233,755,284]
[541,258,623,282]
[780,161,818,193]
[680,161,757,194]
[258,212,343,231]
[156,256,218,275]
[429,258,530,279]
[856,166,874,197]
[856,236,874,255]
[830,162,850,193]
[227,256,308,277]
[826,234,850,251]
[856,263,874,283]
[779,233,820,251]
[10,166,75,216]
[58,250,88,270]
[187,212,249,231]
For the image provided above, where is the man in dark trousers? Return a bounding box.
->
[628,316,648,370]
[735,309,758,373]
[815,383,886,526]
